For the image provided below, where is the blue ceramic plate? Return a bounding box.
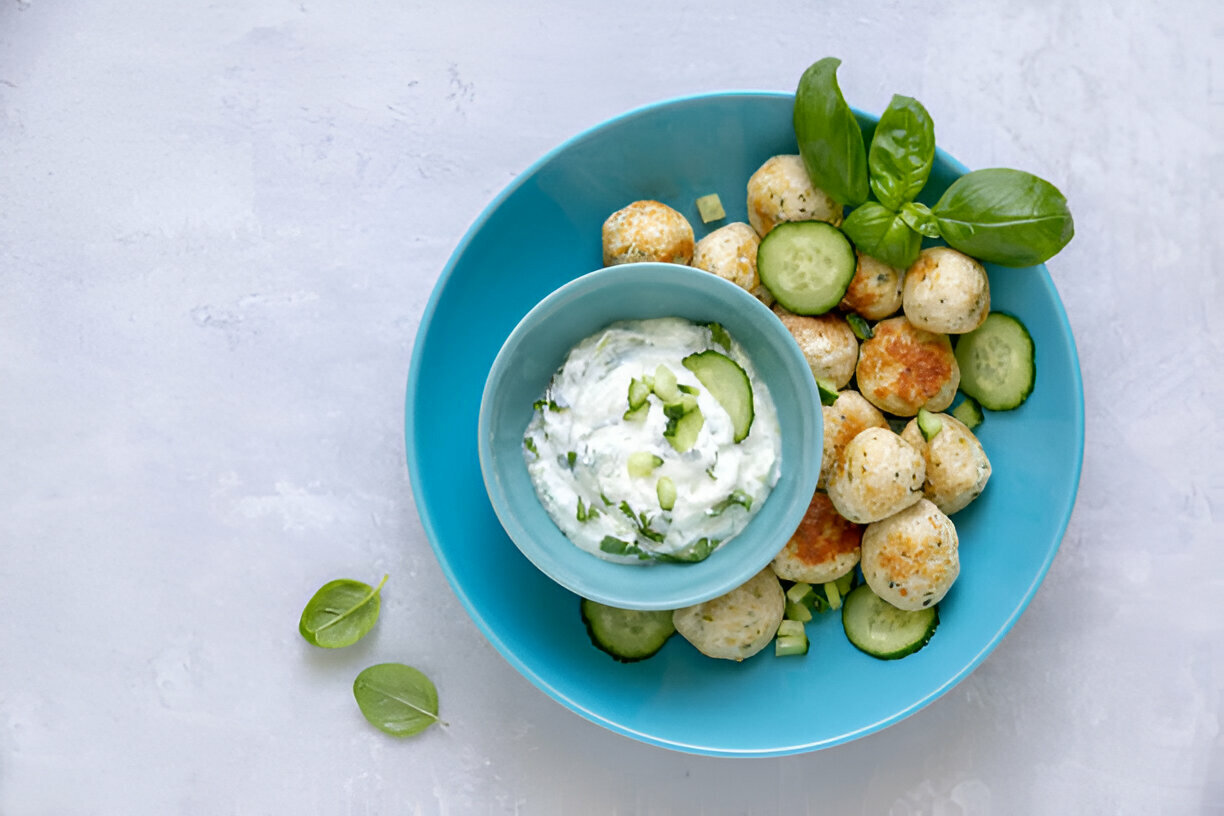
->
[406,92,1084,756]
[477,262,822,612]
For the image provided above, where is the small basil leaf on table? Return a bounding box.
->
[931,167,1075,266]
[868,94,936,211]
[793,57,869,206]
[900,201,941,238]
[353,663,445,737]
[299,574,388,648]
[842,201,922,270]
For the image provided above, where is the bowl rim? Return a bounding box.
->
[475,260,822,611]
[405,89,1086,756]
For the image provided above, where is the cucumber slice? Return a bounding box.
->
[954,312,1035,411]
[627,451,663,478]
[786,581,816,606]
[662,393,699,419]
[652,365,680,403]
[682,350,754,442]
[823,580,843,611]
[580,598,675,663]
[695,193,726,223]
[846,312,873,340]
[834,570,856,596]
[774,619,809,657]
[623,402,649,422]
[703,322,733,352]
[952,395,984,430]
[815,377,840,406]
[627,377,652,410]
[663,406,703,452]
[785,598,813,623]
[656,476,677,511]
[841,584,939,660]
[916,408,943,441]
[756,221,857,315]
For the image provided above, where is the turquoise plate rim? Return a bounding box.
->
[405,89,1085,756]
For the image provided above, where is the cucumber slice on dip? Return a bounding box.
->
[682,350,754,442]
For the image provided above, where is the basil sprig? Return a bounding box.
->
[353,663,445,737]
[841,201,922,270]
[793,57,869,206]
[931,168,1075,266]
[299,574,388,648]
[793,58,1075,269]
[868,95,935,211]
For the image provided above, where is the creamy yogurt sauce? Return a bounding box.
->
[523,317,781,564]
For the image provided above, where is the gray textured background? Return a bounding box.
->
[1,1,1220,813]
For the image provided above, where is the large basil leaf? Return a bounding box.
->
[299,575,387,648]
[842,202,921,269]
[353,663,444,737]
[793,57,869,206]
[932,168,1075,266]
[869,95,936,210]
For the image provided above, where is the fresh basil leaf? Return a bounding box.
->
[353,663,445,737]
[869,94,936,210]
[842,202,922,269]
[793,57,869,206]
[931,168,1074,266]
[299,575,388,648]
[900,201,941,238]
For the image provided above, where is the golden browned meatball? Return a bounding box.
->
[900,413,992,514]
[771,491,862,584]
[902,247,990,334]
[672,568,785,661]
[860,498,959,611]
[772,307,859,388]
[826,427,926,524]
[855,316,960,416]
[746,155,842,237]
[602,200,695,266]
[840,252,905,320]
[691,221,773,305]
[819,389,889,489]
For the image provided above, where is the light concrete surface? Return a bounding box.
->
[1,1,1221,813]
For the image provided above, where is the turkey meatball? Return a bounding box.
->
[746,155,842,237]
[902,247,990,334]
[819,390,889,489]
[825,427,926,524]
[771,491,862,584]
[772,307,859,389]
[900,413,992,514]
[861,498,960,611]
[672,568,785,661]
[855,316,960,416]
[691,221,773,305]
[602,200,695,266]
[840,252,905,321]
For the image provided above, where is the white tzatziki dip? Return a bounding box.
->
[522,317,781,564]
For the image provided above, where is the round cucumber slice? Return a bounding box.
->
[756,221,856,315]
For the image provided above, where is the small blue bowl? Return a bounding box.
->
[477,262,822,611]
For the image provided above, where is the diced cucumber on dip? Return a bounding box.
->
[524,318,781,564]
[757,220,857,315]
